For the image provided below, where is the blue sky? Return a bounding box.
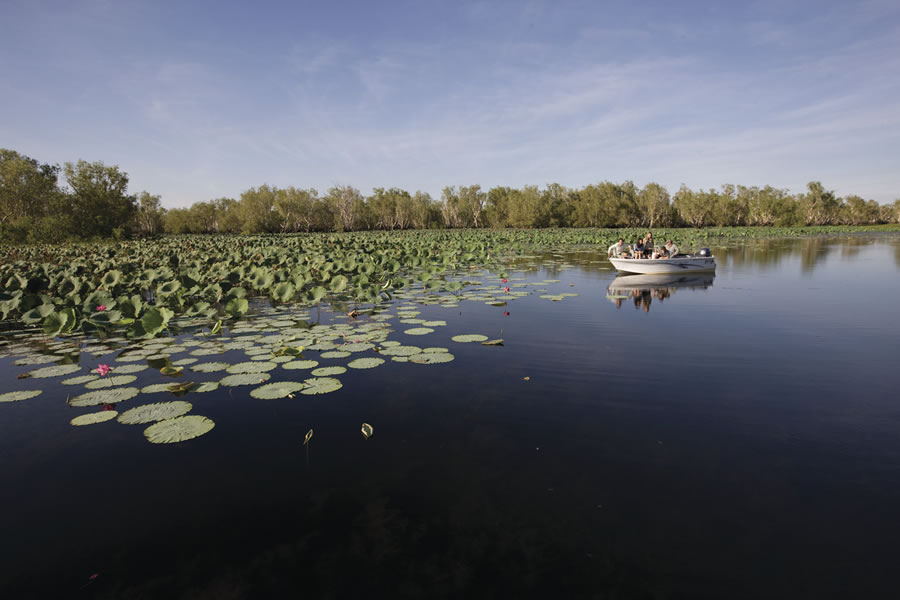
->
[2,0,898,207]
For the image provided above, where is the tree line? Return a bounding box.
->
[2,148,898,242]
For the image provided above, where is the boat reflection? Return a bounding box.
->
[606,273,715,312]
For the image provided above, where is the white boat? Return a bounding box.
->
[608,254,716,274]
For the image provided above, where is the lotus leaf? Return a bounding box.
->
[144,415,215,444]
[26,364,82,378]
[451,334,488,343]
[404,328,434,336]
[141,383,175,394]
[311,366,346,376]
[409,352,455,364]
[348,357,384,369]
[70,411,118,426]
[62,374,100,385]
[226,361,277,374]
[0,390,42,403]
[283,360,319,370]
[84,374,138,388]
[220,373,272,386]
[320,350,351,359]
[69,387,139,407]
[191,361,230,373]
[300,377,343,395]
[14,355,61,366]
[118,401,193,425]
[249,381,305,399]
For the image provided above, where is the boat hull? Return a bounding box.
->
[608,256,716,274]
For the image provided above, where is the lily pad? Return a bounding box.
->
[69,387,139,407]
[451,334,488,343]
[110,364,149,374]
[320,350,351,359]
[422,347,450,353]
[249,381,306,399]
[26,364,82,378]
[0,390,42,403]
[14,355,59,366]
[409,352,455,364]
[61,374,99,386]
[300,377,343,395]
[225,361,278,374]
[283,360,319,370]
[70,411,118,426]
[193,382,219,393]
[118,401,193,425]
[144,415,215,444]
[220,373,272,386]
[190,361,230,373]
[340,342,374,352]
[404,327,434,336]
[311,366,347,376]
[380,345,422,357]
[141,383,174,394]
[347,357,385,369]
[84,374,138,389]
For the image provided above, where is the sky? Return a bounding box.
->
[1,0,899,208]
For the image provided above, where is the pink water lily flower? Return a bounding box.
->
[502,278,508,283]
[95,364,111,377]
[96,305,107,311]
[504,287,510,293]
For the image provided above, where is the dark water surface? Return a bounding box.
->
[2,234,900,599]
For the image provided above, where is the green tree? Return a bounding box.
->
[325,185,363,231]
[0,149,62,228]
[63,159,135,238]
[133,191,165,236]
[635,182,672,228]
[238,185,282,233]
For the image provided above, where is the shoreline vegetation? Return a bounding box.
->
[1,226,898,339]
[2,148,899,244]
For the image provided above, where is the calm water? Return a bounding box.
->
[2,234,900,599]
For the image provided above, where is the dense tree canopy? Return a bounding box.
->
[1,147,897,243]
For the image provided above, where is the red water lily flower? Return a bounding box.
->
[95,364,111,377]
[504,311,510,317]
[504,287,510,293]
[96,305,107,311]
[501,278,508,283]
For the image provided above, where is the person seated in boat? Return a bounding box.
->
[642,232,654,257]
[607,238,625,258]
[664,240,679,258]
[632,239,644,258]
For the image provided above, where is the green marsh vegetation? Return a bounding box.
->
[2,148,899,243]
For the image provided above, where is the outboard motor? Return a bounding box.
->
[698,248,711,257]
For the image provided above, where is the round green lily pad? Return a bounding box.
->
[380,345,422,356]
[340,342,374,352]
[311,366,347,376]
[193,382,219,393]
[111,364,150,374]
[141,383,174,394]
[61,374,99,386]
[69,387,139,407]
[118,401,193,425]
[320,350,351,359]
[282,360,318,370]
[70,411,118,426]
[421,320,447,327]
[451,334,488,343]
[381,341,401,347]
[26,364,82,378]
[422,347,450,353]
[348,357,385,369]
[391,356,409,363]
[84,374,138,389]
[171,358,199,366]
[300,377,343,395]
[249,381,306,399]
[220,373,272,386]
[226,361,277,374]
[190,361,230,373]
[0,390,42,403]
[144,415,215,444]
[404,328,434,336]
[14,355,59,366]
[410,352,455,364]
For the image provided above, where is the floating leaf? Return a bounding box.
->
[144,415,215,444]
[481,339,504,346]
[300,377,343,395]
[304,429,313,445]
[190,361,230,373]
[249,381,306,399]
[84,374,137,389]
[118,401,193,425]
[409,352,455,364]
[141,383,174,394]
[422,347,449,353]
[226,361,277,374]
[339,342,374,352]
[380,345,422,357]
[0,390,42,403]
[220,373,272,386]
[69,387,139,407]
[282,360,319,370]
[347,357,385,369]
[70,411,118,426]
[160,365,184,377]
[451,334,488,343]
[61,374,99,386]
[320,350,351,359]
[361,422,374,440]
[26,364,82,378]
[404,327,434,336]
[193,382,219,393]
[110,364,149,374]
[311,366,347,376]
